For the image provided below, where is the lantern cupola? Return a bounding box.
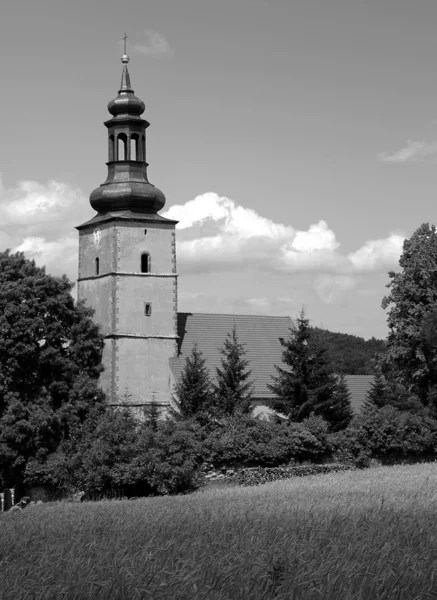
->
[89,51,166,214]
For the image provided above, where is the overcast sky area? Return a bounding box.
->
[2,0,437,339]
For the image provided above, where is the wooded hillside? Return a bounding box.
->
[311,328,386,375]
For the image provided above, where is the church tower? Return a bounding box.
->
[76,49,178,413]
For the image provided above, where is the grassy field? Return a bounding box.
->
[2,464,437,600]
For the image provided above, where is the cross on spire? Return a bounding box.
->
[123,33,128,55]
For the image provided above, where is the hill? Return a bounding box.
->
[311,327,386,375]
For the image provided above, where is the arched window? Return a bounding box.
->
[141,135,146,161]
[130,135,139,161]
[141,253,150,273]
[117,134,127,160]
[108,134,115,161]
[95,257,100,276]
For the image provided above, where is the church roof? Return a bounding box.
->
[344,375,374,413]
[169,312,292,399]
[169,313,375,411]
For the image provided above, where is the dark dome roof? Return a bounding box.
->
[107,55,145,117]
[107,91,145,117]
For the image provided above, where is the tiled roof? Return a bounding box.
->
[169,313,375,410]
[169,312,292,399]
[345,375,374,413]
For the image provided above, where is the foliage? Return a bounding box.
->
[381,223,437,407]
[213,326,254,417]
[268,310,347,429]
[0,250,105,487]
[25,408,204,497]
[324,374,354,432]
[330,406,437,463]
[171,343,213,421]
[202,414,332,468]
[311,327,386,375]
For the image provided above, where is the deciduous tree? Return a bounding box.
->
[381,223,437,407]
[0,250,105,486]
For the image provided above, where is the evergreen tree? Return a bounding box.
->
[324,374,354,431]
[364,366,387,410]
[171,343,212,420]
[214,326,254,417]
[268,309,339,426]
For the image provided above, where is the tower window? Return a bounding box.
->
[130,135,139,161]
[141,252,150,273]
[144,229,147,235]
[95,257,100,276]
[117,134,127,160]
[109,134,115,161]
[144,303,152,316]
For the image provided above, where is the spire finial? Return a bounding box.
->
[121,33,129,64]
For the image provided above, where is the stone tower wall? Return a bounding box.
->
[77,218,178,408]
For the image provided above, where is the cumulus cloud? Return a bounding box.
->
[378,140,437,163]
[163,192,404,277]
[134,31,173,57]
[348,235,404,272]
[0,174,90,280]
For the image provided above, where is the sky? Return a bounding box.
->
[1,0,437,339]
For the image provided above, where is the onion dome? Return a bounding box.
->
[107,54,146,118]
[89,50,166,215]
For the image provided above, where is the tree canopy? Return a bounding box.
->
[214,326,254,417]
[171,343,213,420]
[268,310,352,429]
[0,250,105,487]
[381,223,437,407]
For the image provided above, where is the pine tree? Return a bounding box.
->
[214,326,254,417]
[171,343,212,420]
[364,364,387,410]
[268,309,339,426]
[324,374,354,431]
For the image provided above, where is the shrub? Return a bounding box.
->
[202,415,332,468]
[25,408,204,497]
[330,406,437,464]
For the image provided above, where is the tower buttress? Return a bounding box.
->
[76,46,178,414]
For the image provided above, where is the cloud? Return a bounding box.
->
[0,174,90,280]
[348,235,404,272]
[134,31,173,57]
[314,275,356,304]
[163,192,404,276]
[378,140,437,163]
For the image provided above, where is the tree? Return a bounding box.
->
[381,223,437,407]
[0,250,105,486]
[214,326,254,417]
[364,363,387,410]
[268,310,340,427]
[171,343,212,420]
[311,328,386,375]
[323,374,353,432]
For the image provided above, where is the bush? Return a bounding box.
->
[202,415,332,468]
[330,406,437,464]
[25,408,204,497]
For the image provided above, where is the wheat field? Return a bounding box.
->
[2,463,437,599]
